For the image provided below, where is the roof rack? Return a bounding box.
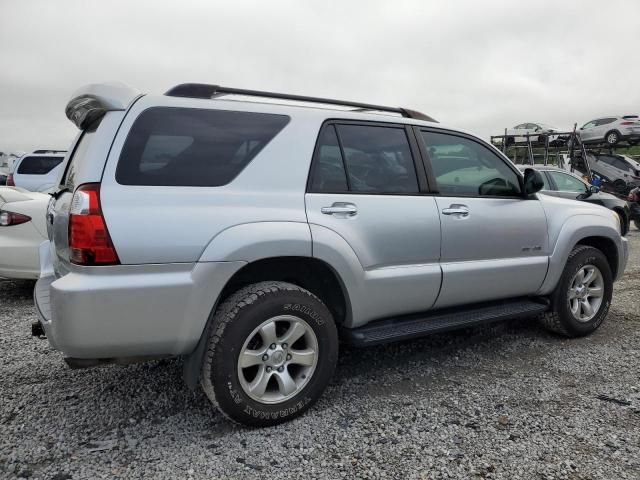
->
[165,83,437,122]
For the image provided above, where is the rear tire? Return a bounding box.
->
[605,131,620,145]
[539,246,612,337]
[201,281,338,427]
[612,179,627,194]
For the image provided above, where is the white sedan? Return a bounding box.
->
[0,187,49,279]
[504,123,568,146]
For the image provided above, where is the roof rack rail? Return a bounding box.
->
[164,83,437,122]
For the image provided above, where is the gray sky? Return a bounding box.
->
[1,0,639,153]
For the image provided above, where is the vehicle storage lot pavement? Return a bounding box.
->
[1,233,639,480]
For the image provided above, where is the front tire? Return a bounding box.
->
[201,281,338,427]
[539,246,613,337]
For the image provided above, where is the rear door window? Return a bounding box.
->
[309,123,419,194]
[17,156,64,175]
[116,107,289,187]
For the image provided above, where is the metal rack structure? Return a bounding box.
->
[491,125,639,197]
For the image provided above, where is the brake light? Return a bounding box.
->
[6,174,15,186]
[0,210,31,226]
[68,183,119,265]
[620,121,635,125]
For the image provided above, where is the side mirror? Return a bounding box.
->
[589,185,600,194]
[523,168,544,196]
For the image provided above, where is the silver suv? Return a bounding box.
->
[35,83,629,426]
[578,115,640,145]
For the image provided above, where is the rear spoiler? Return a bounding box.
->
[65,83,141,129]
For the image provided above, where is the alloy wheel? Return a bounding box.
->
[237,315,318,404]
[567,264,604,322]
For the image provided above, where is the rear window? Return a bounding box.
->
[116,107,290,187]
[17,156,64,175]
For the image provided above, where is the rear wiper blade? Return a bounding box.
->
[49,187,70,200]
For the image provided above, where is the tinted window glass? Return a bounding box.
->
[613,157,633,172]
[421,131,521,196]
[17,156,63,175]
[598,118,617,126]
[335,124,419,193]
[540,171,552,190]
[117,107,289,186]
[310,125,348,192]
[596,155,614,166]
[548,171,586,193]
[62,117,102,189]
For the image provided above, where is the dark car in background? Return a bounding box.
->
[518,165,631,235]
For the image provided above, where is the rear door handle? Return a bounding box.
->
[442,204,470,217]
[321,202,358,216]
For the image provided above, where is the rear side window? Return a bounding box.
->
[309,123,419,194]
[62,117,102,190]
[116,107,289,187]
[17,156,63,175]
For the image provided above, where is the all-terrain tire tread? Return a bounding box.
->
[538,245,596,336]
[200,281,324,424]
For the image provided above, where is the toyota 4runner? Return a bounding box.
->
[34,82,628,426]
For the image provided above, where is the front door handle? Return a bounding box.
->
[442,204,470,217]
[321,202,358,216]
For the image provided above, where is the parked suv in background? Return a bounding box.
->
[35,83,628,426]
[7,150,66,192]
[585,153,640,193]
[578,115,640,145]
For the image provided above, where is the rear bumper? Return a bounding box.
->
[35,258,245,359]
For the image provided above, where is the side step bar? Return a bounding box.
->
[343,297,549,347]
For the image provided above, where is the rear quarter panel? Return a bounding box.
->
[99,96,323,264]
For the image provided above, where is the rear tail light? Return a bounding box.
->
[6,174,15,186]
[620,121,635,125]
[0,210,31,226]
[68,183,119,265]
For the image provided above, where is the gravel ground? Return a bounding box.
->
[1,231,639,480]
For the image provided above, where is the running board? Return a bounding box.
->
[344,298,549,347]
